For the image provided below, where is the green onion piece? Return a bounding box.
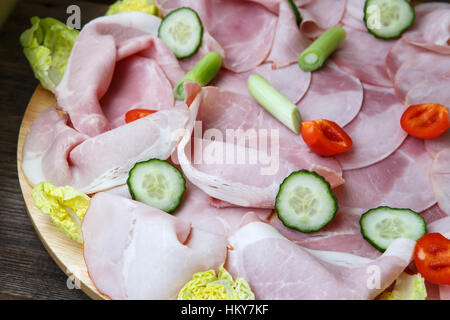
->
[247,73,302,134]
[174,51,222,100]
[298,27,346,72]
[287,0,302,26]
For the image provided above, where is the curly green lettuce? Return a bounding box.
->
[31,181,90,243]
[20,17,79,93]
[106,0,161,17]
[378,273,427,300]
[178,265,255,300]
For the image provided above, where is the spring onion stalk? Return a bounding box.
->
[248,73,302,134]
[174,51,222,100]
[287,0,302,26]
[298,27,346,72]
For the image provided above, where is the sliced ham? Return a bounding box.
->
[226,220,415,299]
[177,84,343,209]
[421,205,449,225]
[431,148,450,215]
[82,192,227,299]
[403,3,450,55]
[341,0,366,31]
[56,12,184,137]
[269,211,381,259]
[334,137,436,214]
[156,0,278,72]
[22,105,188,193]
[296,0,347,38]
[335,84,407,170]
[266,0,310,68]
[296,61,363,127]
[425,130,450,159]
[394,51,450,103]
[333,26,395,88]
[405,75,450,107]
[212,63,311,104]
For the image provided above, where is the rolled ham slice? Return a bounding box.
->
[296,61,363,127]
[334,137,436,214]
[335,84,407,170]
[82,192,227,300]
[226,220,415,300]
[22,105,188,194]
[431,148,450,215]
[333,26,395,88]
[56,12,185,137]
[177,84,343,209]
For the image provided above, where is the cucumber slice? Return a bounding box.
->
[158,7,203,59]
[364,0,415,39]
[275,170,338,233]
[360,206,426,252]
[127,159,186,213]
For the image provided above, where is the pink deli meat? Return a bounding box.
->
[335,84,407,170]
[55,12,184,137]
[334,137,436,214]
[82,192,227,300]
[226,220,415,300]
[177,84,343,209]
[431,148,450,215]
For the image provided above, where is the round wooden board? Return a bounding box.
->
[17,85,107,300]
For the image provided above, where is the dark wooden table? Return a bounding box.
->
[0,0,118,300]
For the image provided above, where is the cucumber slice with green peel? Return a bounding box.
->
[127,159,186,213]
[360,206,426,252]
[158,7,203,59]
[364,0,415,39]
[275,170,338,233]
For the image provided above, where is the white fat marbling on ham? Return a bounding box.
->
[269,211,381,259]
[156,0,278,72]
[431,149,450,215]
[296,0,347,38]
[403,3,450,55]
[394,51,450,103]
[212,63,311,104]
[177,85,343,209]
[82,192,227,300]
[56,12,184,137]
[226,221,415,299]
[266,0,310,68]
[333,26,395,88]
[296,61,363,127]
[22,106,189,193]
[334,137,436,214]
[335,84,407,170]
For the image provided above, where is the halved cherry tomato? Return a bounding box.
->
[414,233,450,285]
[125,109,157,123]
[400,104,449,139]
[301,119,353,156]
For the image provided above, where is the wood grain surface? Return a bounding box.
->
[0,0,113,300]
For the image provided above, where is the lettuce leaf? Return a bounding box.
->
[106,0,161,17]
[20,17,78,93]
[378,273,427,300]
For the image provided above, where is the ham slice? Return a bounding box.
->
[403,3,450,55]
[269,211,381,259]
[156,0,278,72]
[212,63,311,104]
[296,0,347,38]
[56,12,184,137]
[394,52,450,103]
[421,205,449,225]
[22,105,188,193]
[226,220,415,299]
[82,192,227,299]
[296,61,363,127]
[431,149,450,215]
[335,84,407,170]
[405,75,450,108]
[334,137,436,214]
[425,131,450,159]
[341,0,366,31]
[177,84,343,209]
[333,26,395,88]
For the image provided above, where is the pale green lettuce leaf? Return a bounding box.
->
[106,0,161,17]
[378,273,427,300]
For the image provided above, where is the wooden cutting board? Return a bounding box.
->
[16,85,107,300]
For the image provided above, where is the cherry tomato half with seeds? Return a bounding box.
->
[125,109,157,123]
[400,104,449,139]
[301,119,353,156]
